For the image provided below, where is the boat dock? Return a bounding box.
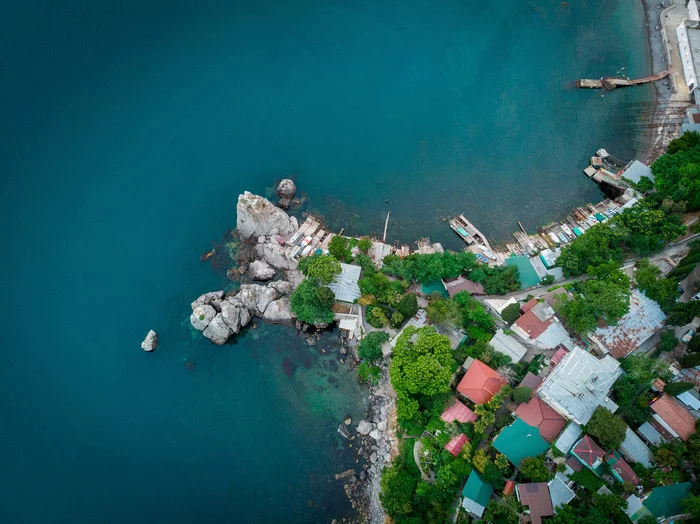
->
[576,70,669,90]
[450,214,501,264]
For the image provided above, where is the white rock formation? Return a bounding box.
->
[277,179,297,199]
[202,314,231,345]
[254,240,297,270]
[236,191,297,240]
[191,290,224,310]
[263,297,294,324]
[141,330,158,352]
[190,304,216,330]
[220,300,241,333]
[356,420,373,435]
[249,259,276,281]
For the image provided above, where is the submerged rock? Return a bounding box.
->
[236,191,297,240]
[202,313,231,345]
[249,259,276,281]
[277,178,297,199]
[190,304,216,330]
[141,330,158,352]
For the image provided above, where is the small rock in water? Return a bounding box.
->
[344,418,352,426]
[340,347,347,355]
[141,330,158,352]
[277,178,297,199]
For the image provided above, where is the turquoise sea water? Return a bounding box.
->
[1,0,652,521]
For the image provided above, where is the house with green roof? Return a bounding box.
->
[461,471,494,518]
[493,418,549,467]
[643,482,692,520]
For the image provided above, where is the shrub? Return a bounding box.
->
[540,274,555,285]
[396,293,419,319]
[357,237,372,253]
[519,456,552,482]
[658,330,679,352]
[391,311,404,328]
[328,235,352,262]
[512,386,532,404]
[298,253,341,284]
[366,306,389,328]
[501,302,521,323]
[358,331,390,363]
[681,352,700,368]
[316,286,335,309]
[587,406,627,449]
[358,363,381,384]
[570,468,604,492]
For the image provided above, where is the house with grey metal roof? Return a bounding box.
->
[548,473,575,512]
[489,329,527,363]
[553,422,582,454]
[621,160,654,184]
[590,290,666,359]
[620,427,654,468]
[637,421,664,446]
[327,263,362,303]
[537,347,621,425]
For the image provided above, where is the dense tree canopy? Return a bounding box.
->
[664,381,695,396]
[391,326,453,398]
[328,235,352,262]
[289,278,335,324]
[652,131,700,210]
[358,331,390,363]
[586,406,627,450]
[519,455,552,482]
[297,253,341,285]
[396,293,419,319]
[501,302,521,323]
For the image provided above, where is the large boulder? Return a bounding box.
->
[249,260,276,281]
[277,179,297,199]
[190,304,216,330]
[285,268,305,288]
[233,284,279,315]
[220,300,241,334]
[263,297,294,324]
[255,241,297,270]
[202,314,231,345]
[356,420,373,435]
[190,290,224,310]
[239,307,251,328]
[269,280,293,296]
[141,330,158,352]
[236,191,297,240]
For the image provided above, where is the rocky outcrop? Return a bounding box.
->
[236,192,297,241]
[203,314,231,345]
[239,307,251,328]
[141,330,158,352]
[191,291,224,310]
[277,179,297,199]
[263,297,294,324]
[249,260,276,281]
[269,280,292,296]
[356,420,373,435]
[285,268,305,288]
[220,300,241,333]
[254,239,297,270]
[191,304,216,330]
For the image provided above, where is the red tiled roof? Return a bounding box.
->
[517,483,553,524]
[604,450,639,485]
[521,298,538,313]
[550,347,569,365]
[441,399,478,424]
[457,360,509,404]
[650,393,697,441]
[445,434,468,457]
[503,480,516,496]
[518,372,542,393]
[514,397,567,442]
[572,435,604,467]
[514,310,552,339]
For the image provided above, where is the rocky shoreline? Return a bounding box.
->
[188,184,394,522]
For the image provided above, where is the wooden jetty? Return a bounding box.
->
[450,214,496,259]
[576,70,669,90]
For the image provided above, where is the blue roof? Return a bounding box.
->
[493,419,549,467]
[644,482,691,519]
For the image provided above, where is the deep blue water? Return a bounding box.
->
[1,1,652,522]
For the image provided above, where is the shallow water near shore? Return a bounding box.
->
[2,0,654,521]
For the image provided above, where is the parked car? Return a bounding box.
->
[682,329,696,343]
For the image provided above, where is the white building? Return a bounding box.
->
[677,20,700,94]
[537,347,621,425]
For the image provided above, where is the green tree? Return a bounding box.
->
[298,253,341,284]
[659,330,679,352]
[501,302,521,323]
[681,352,700,368]
[682,493,700,519]
[379,464,417,517]
[366,306,389,328]
[316,286,335,309]
[390,311,404,328]
[540,274,555,285]
[592,493,628,520]
[469,268,486,283]
[426,298,461,327]
[328,235,352,262]
[519,455,552,482]
[289,278,335,324]
[357,237,372,253]
[358,362,381,384]
[357,331,390,363]
[586,406,627,449]
[512,386,532,404]
[396,293,419,319]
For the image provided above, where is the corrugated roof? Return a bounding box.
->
[537,347,621,425]
[443,276,485,297]
[457,360,508,404]
[572,435,604,469]
[554,422,583,454]
[550,347,569,365]
[327,263,362,302]
[644,482,692,519]
[515,397,567,442]
[620,428,654,468]
[445,434,468,457]
[490,329,527,363]
[622,160,654,183]
[441,399,478,424]
[519,372,543,392]
[605,450,639,484]
[650,393,696,441]
[594,290,666,358]
[517,483,553,524]
[462,471,494,512]
[677,389,700,410]
[493,419,550,467]
[637,421,664,446]
[548,474,575,512]
[514,310,552,339]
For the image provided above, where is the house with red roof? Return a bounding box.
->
[441,398,478,424]
[511,300,571,350]
[515,397,567,442]
[445,434,468,457]
[649,393,697,441]
[605,450,639,485]
[457,359,508,404]
[571,435,605,473]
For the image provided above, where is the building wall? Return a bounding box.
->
[677,23,698,92]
